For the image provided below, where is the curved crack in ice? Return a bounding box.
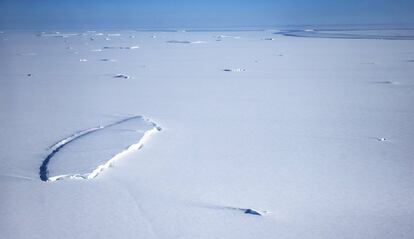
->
[39,116,161,182]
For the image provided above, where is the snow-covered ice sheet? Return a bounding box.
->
[1,28,414,239]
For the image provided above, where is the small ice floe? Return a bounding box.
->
[96,33,104,36]
[304,29,315,32]
[114,74,130,79]
[374,81,398,85]
[38,32,81,38]
[222,68,246,72]
[105,37,111,41]
[376,137,387,142]
[91,49,103,52]
[216,35,240,39]
[79,59,87,62]
[151,35,157,38]
[166,40,191,44]
[264,37,276,41]
[89,37,95,41]
[19,52,37,56]
[103,46,139,50]
[100,58,117,62]
[166,40,205,44]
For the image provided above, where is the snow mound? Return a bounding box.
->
[114,74,131,79]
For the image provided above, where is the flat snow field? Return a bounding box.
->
[1,29,414,239]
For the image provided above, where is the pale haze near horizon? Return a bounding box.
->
[1,0,414,29]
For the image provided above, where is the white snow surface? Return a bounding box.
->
[1,29,414,238]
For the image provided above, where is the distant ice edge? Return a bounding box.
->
[40,116,161,182]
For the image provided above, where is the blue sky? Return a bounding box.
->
[1,0,414,29]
